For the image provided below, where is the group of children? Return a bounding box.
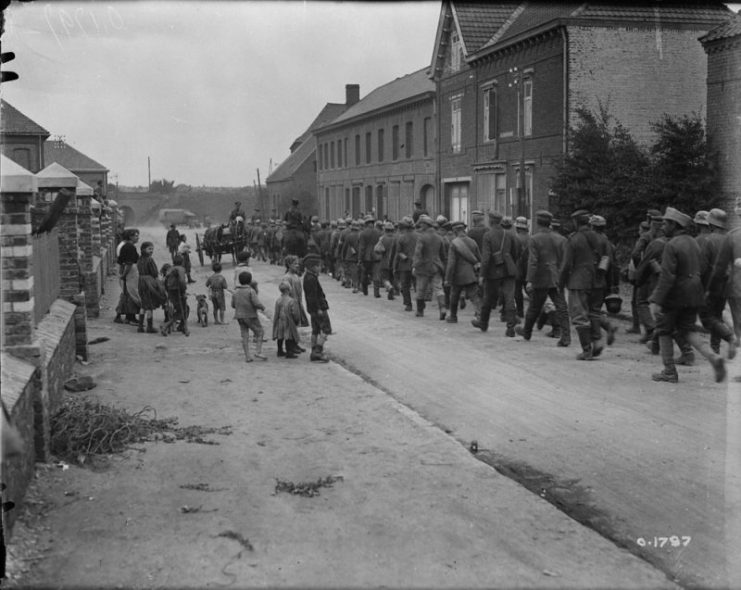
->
[160,248,331,364]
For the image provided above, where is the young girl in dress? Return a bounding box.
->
[272,279,302,359]
[137,241,166,333]
[281,255,309,354]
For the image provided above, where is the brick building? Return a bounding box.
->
[0,99,50,173]
[430,2,733,223]
[314,69,436,221]
[265,88,354,221]
[700,12,741,211]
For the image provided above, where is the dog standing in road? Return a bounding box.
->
[196,294,209,327]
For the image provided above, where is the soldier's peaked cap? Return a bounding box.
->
[451,220,466,229]
[488,211,503,221]
[416,214,434,226]
[570,209,591,219]
[535,210,553,221]
[472,210,485,217]
[662,207,691,227]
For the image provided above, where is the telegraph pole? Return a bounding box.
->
[147,156,151,191]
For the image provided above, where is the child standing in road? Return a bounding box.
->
[302,253,332,363]
[160,255,189,337]
[206,261,228,324]
[231,270,266,362]
[272,279,302,359]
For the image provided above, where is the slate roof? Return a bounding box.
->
[319,68,434,130]
[265,134,315,184]
[700,11,741,43]
[452,2,521,54]
[44,140,108,172]
[465,2,733,59]
[289,102,347,152]
[0,100,49,136]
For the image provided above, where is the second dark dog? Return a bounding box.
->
[196,294,209,327]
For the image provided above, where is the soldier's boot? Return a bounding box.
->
[415,299,425,317]
[649,332,660,355]
[137,314,145,333]
[374,285,381,298]
[725,332,737,360]
[536,309,549,331]
[576,328,593,360]
[653,335,679,382]
[438,295,447,321]
[557,312,571,347]
[674,333,695,365]
[545,312,560,338]
[146,317,157,334]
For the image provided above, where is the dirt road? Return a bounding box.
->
[3,224,733,588]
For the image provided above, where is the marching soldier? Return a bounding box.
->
[377,221,398,299]
[632,210,663,342]
[341,220,361,292]
[589,215,619,346]
[412,215,447,319]
[514,216,530,318]
[357,215,382,297]
[699,208,736,359]
[391,216,418,312]
[473,211,521,336]
[444,220,482,323]
[559,209,607,360]
[710,205,741,346]
[649,207,725,383]
[516,210,570,346]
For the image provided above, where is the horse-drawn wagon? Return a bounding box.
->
[195,218,248,265]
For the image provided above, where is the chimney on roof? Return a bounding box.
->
[346,84,360,107]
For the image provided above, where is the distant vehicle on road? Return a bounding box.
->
[158,209,200,228]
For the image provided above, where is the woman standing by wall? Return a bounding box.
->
[114,229,142,325]
[137,241,166,333]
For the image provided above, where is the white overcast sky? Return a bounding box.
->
[2,1,739,188]
[2,1,441,187]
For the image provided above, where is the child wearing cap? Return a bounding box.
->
[231,270,266,362]
[303,254,332,362]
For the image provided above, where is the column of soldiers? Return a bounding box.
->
[241,201,737,385]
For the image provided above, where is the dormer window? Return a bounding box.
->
[451,32,462,72]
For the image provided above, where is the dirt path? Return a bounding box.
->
[2,225,678,589]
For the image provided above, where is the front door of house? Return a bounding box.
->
[447,183,468,223]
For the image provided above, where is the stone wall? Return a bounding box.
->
[1,353,39,534]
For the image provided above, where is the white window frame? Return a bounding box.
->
[483,86,497,143]
[451,32,462,72]
[451,96,462,153]
[523,78,533,137]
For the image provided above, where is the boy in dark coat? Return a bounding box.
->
[303,253,331,363]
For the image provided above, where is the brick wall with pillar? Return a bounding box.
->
[1,155,49,462]
[36,162,88,358]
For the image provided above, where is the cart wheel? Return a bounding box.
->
[196,234,204,266]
